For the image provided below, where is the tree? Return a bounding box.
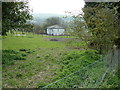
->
[0,2,1,35]
[67,2,119,53]
[67,14,90,40]
[34,24,45,34]
[22,23,34,33]
[2,1,32,35]
[83,2,119,53]
[42,17,65,33]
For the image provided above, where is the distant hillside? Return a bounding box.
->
[30,13,73,25]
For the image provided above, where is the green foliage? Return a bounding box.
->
[83,2,119,53]
[34,24,44,34]
[2,34,118,88]
[68,2,119,53]
[99,68,119,88]
[2,1,33,35]
[2,49,33,67]
[2,34,73,88]
[38,82,48,88]
[41,17,65,32]
[43,50,105,88]
[55,50,101,80]
[2,33,66,50]
[65,39,87,49]
[67,16,90,41]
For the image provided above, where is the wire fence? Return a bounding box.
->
[43,49,119,88]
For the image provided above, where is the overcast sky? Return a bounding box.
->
[29,0,85,15]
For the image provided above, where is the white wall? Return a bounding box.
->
[47,29,53,35]
[47,28,65,35]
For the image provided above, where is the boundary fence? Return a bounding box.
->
[43,49,119,88]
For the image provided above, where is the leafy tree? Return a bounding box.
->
[67,14,90,40]
[2,1,32,35]
[0,2,1,35]
[46,17,61,26]
[22,23,34,33]
[34,24,45,34]
[68,2,119,54]
[83,2,119,53]
[42,17,65,32]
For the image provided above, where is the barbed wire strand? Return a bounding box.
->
[43,60,101,88]
[102,69,116,86]
[98,61,118,87]
[95,58,114,88]
[95,50,118,88]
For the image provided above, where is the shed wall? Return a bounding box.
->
[47,28,64,35]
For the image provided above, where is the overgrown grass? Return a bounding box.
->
[2,33,118,88]
[2,33,80,88]
[60,50,100,72]
[47,50,101,81]
[2,48,66,88]
[65,39,87,49]
[39,50,118,88]
[2,49,34,67]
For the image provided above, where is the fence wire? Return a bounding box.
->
[43,50,119,88]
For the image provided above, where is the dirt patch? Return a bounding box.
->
[50,38,59,41]
[45,38,75,41]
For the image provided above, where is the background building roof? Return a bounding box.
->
[47,25,64,29]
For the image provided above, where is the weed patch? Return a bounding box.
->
[54,50,101,80]
[2,49,33,67]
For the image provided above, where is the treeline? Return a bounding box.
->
[33,17,67,34]
[1,1,67,35]
[2,1,120,54]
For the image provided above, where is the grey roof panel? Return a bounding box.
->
[47,25,64,29]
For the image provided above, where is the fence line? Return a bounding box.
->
[95,49,119,88]
[100,66,116,86]
[43,60,101,88]
[95,62,112,88]
[43,49,118,88]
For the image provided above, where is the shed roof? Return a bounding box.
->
[47,25,64,29]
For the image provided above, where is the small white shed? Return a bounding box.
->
[47,25,65,36]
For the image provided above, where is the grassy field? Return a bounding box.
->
[2,33,89,88]
[2,33,118,88]
[2,33,68,50]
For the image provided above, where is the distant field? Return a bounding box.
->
[2,33,71,50]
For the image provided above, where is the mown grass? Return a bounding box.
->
[2,33,69,50]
